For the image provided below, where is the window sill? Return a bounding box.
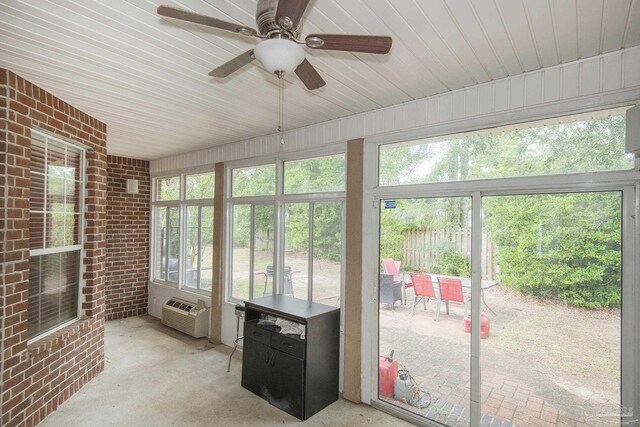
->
[182,286,213,297]
[27,317,92,361]
[150,279,179,289]
[150,280,212,296]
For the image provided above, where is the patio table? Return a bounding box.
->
[430,274,499,315]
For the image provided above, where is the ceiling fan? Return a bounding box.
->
[157,0,392,90]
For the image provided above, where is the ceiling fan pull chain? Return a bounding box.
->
[279,74,285,145]
[276,73,282,133]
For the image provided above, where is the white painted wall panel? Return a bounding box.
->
[452,91,466,120]
[387,106,400,133]
[494,80,510,112]
[603,54,623,92]
[427,97,439,124]
[624,48,640,87]
[509,76,525,109]
[415,101,427,129]
[404,102,418,130]
[561,63,580,99]
[477,84,494,115]
[151,47,640,174]
[438,95,452,123]
[465,88,479,118]
[524,72,543,106]
[580,58,601,95]
[543,67,561,103]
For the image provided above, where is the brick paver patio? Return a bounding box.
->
[378,286,619,427]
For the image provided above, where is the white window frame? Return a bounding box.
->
[228,201,277,301]
[224,144,347,305]
[150,167,215,296]
[28,128,87,343]
[183,201,215,292]
[362,109,640,426]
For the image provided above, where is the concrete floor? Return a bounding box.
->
[41,315,411,427]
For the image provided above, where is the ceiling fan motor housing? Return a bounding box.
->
[256,0,300,38]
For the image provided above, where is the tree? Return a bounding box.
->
[313,202,342,262]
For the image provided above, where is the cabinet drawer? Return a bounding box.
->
[244,321,271,346]
[272,334,305,359]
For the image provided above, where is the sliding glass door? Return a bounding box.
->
[370,109,638,426]
[376,190,627,426]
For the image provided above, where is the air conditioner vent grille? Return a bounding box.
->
[166,299,194,312]
[162,297,209,338]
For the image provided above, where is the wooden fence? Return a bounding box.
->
[402,228,497,280]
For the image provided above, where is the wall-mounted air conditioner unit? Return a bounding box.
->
[161,298,209,338]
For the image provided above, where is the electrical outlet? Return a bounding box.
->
[153,298,157,305]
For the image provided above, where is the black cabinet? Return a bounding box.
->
[241,295,340,420]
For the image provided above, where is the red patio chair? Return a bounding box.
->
[409,273,436,316]
[436,277,469,321]
[381,258,413,304]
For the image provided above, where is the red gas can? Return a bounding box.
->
[378,356,398,397]
[480,312,490,339]
[463,316,471,333]
[463,313,490,338]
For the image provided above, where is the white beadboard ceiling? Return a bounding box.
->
[1,0,639,160]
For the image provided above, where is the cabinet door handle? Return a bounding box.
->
[270,352,276,367]
[281,342,293,348]
[264,350,271,364]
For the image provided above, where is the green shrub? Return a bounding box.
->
[485,192,621,309]
[431,247,470,277]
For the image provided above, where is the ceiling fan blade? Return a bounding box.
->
[305,34,392,54]
[275,0,311,30]
[294,59,326,90]
[157,5,258,37]
[209,50,255,77]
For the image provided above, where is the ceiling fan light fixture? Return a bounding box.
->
[254,38,305,74]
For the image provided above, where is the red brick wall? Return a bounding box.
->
[0,68,106,427]
[106,156,149,320]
